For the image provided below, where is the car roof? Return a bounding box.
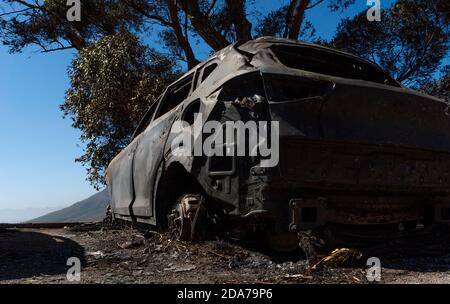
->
[238,37,388,73]
[171,36,400,89]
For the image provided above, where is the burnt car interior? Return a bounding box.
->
[156,74,194,119]
[132,100,159,139]
[271,45,400,87]
[262,74,334,101]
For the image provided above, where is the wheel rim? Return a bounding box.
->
[168,194,205,241]
[168,204,191,240]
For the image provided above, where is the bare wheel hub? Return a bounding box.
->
[168,194,206,241]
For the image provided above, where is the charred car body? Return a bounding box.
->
[106,37,450,251]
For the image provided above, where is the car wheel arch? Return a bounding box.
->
[153,160,206,229]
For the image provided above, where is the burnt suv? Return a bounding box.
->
[106,37,450,251]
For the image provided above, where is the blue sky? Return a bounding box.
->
[0,0,402,211]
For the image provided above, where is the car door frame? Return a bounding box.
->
[108,96,162,220]
[130,72,195,224]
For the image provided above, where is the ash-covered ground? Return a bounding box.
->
[1,223,449,284]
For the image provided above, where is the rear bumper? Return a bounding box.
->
[243,138,450,231]
[243,191,450,233]
[288,196,450,231]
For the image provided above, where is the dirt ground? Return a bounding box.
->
[1,223,449,284]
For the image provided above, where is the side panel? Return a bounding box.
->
[109,138,140,216]
[131,108,181,220]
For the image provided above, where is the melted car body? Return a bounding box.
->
[106,37,450,249]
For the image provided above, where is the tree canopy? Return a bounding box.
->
[331,0,449,88]
[422,65,450,102]
[1,0,356,67]
[61,31,178,187]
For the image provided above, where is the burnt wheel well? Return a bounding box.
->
[155,162,205,229]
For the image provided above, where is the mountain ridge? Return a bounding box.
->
[30,190,109,223]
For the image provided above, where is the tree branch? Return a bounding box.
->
[11,0,39,10]
[179,0,229,51]
[306,0,324,10]
[167,0,198,69]
[41,45,75,53]
[9,0,86,50]
[288,0,311,40]
[206,0,218,16]
[123,0,172,27]
[398,31,436,82]
[225,0,252,41]
[0,7,34,17]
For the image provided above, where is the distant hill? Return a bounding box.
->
[30,190,109,223]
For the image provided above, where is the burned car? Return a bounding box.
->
[106,37,450,252]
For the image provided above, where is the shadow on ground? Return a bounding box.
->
[0,229,85,281]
